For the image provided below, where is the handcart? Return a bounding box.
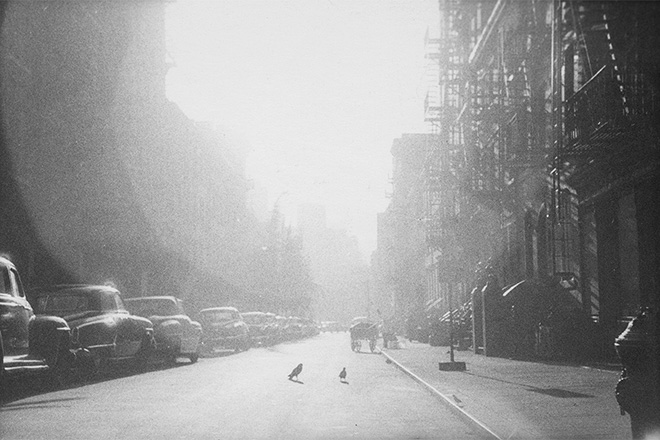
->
[349,320,379,353]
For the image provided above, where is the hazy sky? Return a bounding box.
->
[165,0,438,258]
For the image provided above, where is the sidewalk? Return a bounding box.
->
[380,340,631,440]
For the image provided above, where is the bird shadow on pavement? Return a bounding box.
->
[288,379,304,384]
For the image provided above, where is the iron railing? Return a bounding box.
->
[563,64,658,155]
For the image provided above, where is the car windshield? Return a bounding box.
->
[126,299,181,317]
[0,265,10,294]
[201,310,237,323]
[1,2,658,440]
[242,313,264,325]
[34,292,97,316]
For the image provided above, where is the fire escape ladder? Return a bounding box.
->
[599,4,629,117]
[549,0,564,273]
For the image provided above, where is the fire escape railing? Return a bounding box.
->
[564,63,659,158]
[563,65,628,155]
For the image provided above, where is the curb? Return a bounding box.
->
[380,350,502,440]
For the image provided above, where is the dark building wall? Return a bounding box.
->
[416,0,660,361]
[565,2,660,336]
[0,1,253,305]
[1,2,159,291]
[635,176,660,309]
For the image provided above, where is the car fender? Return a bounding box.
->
[0,330,4,381]
[131,315,154,332]
[152,317,181,330]
[154,318,183,346]
[28,315,71,365]
[72,316,118,349]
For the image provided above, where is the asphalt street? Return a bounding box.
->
[0,333,480,440]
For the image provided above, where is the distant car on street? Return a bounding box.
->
[241,311,278,347]
[124,296,202,364]
[263,312,280,344]
[301,317,320,337]
[1,257,78,386]
[284,316,304,340]
[273,315,288,343]
[29,284,155,374]
[197,307,250,354]
[321,321,340,332]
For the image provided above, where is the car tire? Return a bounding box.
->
[166,351,178,365]
[189,351,199,363]
[234,339,248,353]
[200,342,215,357]
[75,349,99,382]
[0,332,5,392]
[136,332,156,370]
[47,347,76,389]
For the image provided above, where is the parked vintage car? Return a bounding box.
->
[29,284,155,373]
[263,312,280,344]
[124,296,202,364]
[273,314,288,343]
[301,318,320,338]
[241,311,277,347]
[197,307,250,354]
[283,316,304,340]
[1,257,78,388]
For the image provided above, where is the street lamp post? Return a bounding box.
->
[448,288,455,363]
[438,256,466,372]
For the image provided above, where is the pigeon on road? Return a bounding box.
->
[288,363,303,381]
[339,367,347,382]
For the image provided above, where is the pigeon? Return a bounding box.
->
[288,363,303,381]
[339,367,347,382]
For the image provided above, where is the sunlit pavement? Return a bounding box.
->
[1,333,479,440]
[381,340,631,440]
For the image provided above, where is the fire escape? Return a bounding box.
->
[423,0,471,311]
[559,1,659,176]
[555,0,660,320]
[459,0,552,285]
[423,0,512,318]
[557,1,660,267]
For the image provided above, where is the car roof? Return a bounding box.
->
[0,256,17,269]
[199,306,239,313]
[241,311,264,316]
[351,316,373,324]
[31,284,120,295]
[124,296,178,302]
